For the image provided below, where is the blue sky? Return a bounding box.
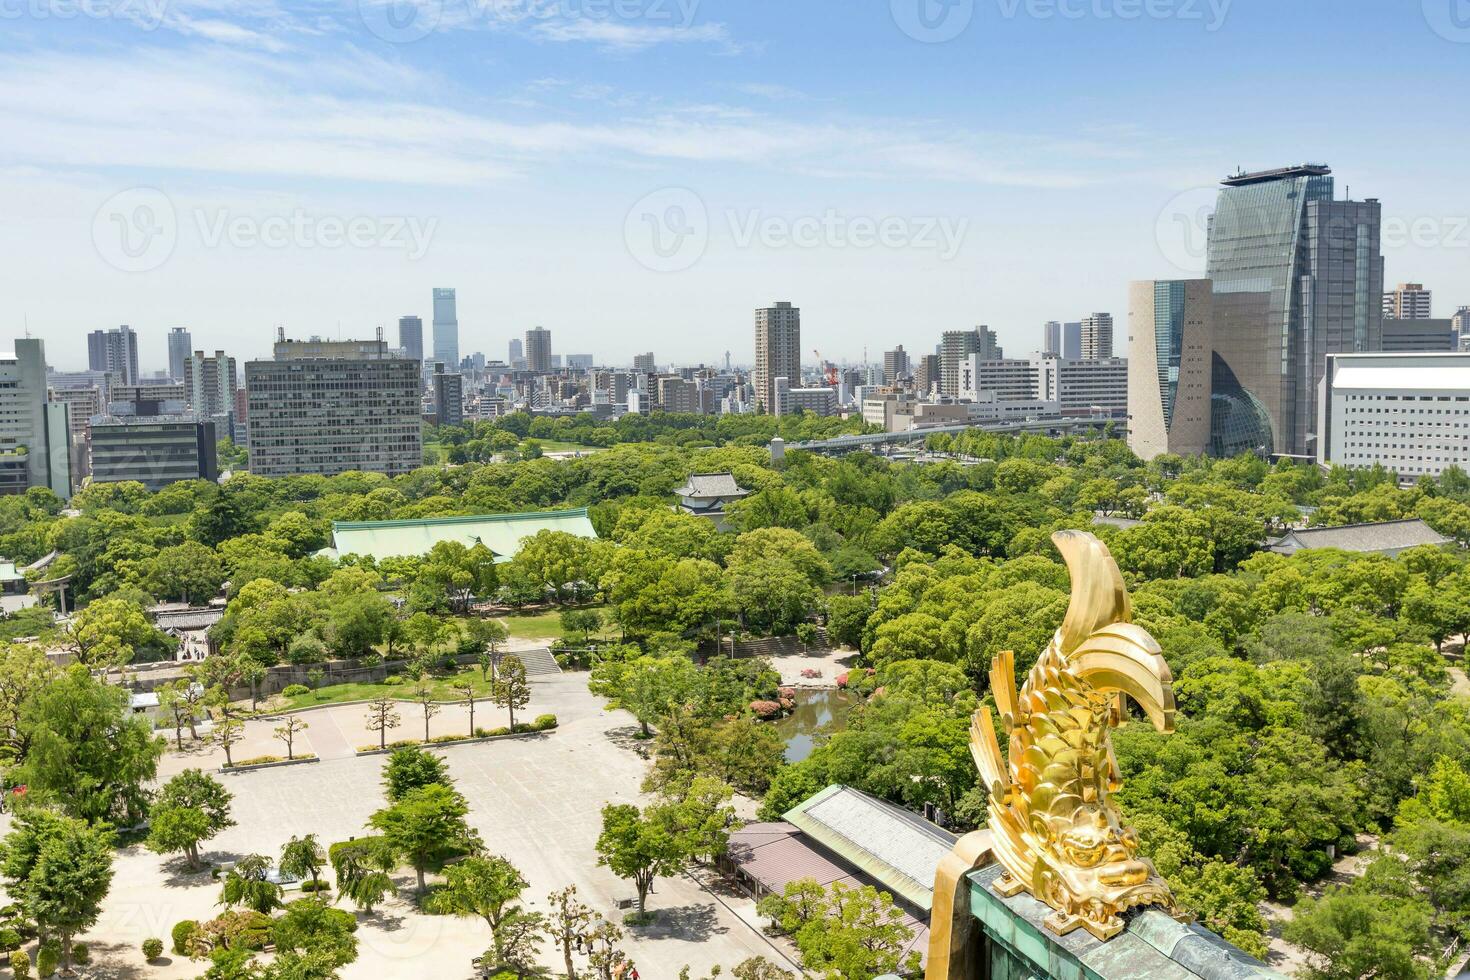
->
[3,0,1468,369]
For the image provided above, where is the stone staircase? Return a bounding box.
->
[508,647,561,676]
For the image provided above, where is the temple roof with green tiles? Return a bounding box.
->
[318,507,598,562]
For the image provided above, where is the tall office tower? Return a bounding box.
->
[753,301,801,413]
[525,327,553,373]
[508,338,523,363]
[1383,283,1433,319]
[883,345,910,383]
[167,327,192,381]
[939,327,1000,396]
[183,350,239,420]
[431,363,464,427]
[1454,307,1470,347]
[1043,321,1061,357]
[1127,280,1214,460]
[0,339,72,497]
[915,353,941,395]
[633,352,656,373]
[87,325,141,385]
[1080,313,1114,360]
[398,315,424,361]
[1206,164,1382,459]
[432,288,459,369]
[245,338,421,478]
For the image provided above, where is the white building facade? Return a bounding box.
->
[1319,352,1470,480]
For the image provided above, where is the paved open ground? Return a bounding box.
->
[3,675,798,979]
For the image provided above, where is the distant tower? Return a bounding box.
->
[525,327,552,373]
[754,302,801,413]
[432,288,459,368]
[398,315,424,362]
[1080,313,1114,360]
[167,327,192,381]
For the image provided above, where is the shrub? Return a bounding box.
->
[749,699,782,719]
[429,734,467,744]
[142,937,164,961]
[281,684,311,698]
[230,755,284,767]
[36,942,57,977]
[0,928,20,953]
[485,726,510,737]
[298,879,332,894]
[195,910,271,953]
[510,723,533,734]
[382,675,405,686]
[70,944,89,965]
[172,920,199,956]
[533,713,557,730]
[388,739,419,749]
[9,949,29,979]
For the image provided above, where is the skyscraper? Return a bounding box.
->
[167,327,192,381]
[1382,283,1432,319]
[1080,313,1114,360]
[399,315,424,362]
[525,327,553,373]
[432,288,459,368]
[1044,321,1083,360]
[883,345,910,384]
[1206,164,1382,458]
[1127,280,1214,460]
[183,350,239,421]
[753,301,801,413]
[0,339,71,497]
[508,338,523,364]
[940,327,1001,396]
[633,352,656,373]
[87,325,140,385]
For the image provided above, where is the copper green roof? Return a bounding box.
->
[327,508,597,562]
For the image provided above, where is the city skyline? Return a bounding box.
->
[6,2,1468,368]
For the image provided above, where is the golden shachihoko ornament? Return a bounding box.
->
[928,530,1182,975]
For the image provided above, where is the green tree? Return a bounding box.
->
[364,695,401,750]
[594,803,687,917]
[13,664,163,824]
[425,855,528,961]
[1284,855,1439,980]
[369,784,477,894]
[0,810,115,975]
[65,597,160,668]
[219,855,284,915]
[145,541,228,604]
[560,608,603,645]
[271,899,358,974]
[328,838,396,914]
[491,655,531,729]
[147,769,235,870]
[274,716,309,761]
[546,885,594,980]
[382,745,451,802]
[279,835,326,891]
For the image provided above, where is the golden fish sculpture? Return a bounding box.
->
[927,530,1181,976]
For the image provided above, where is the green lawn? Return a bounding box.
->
[497,605,610,642]
[526,440,603,454]
[279,666,500,710]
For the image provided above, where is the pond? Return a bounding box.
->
[775,688,854,763]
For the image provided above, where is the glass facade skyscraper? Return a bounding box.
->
[1205,164,1382,458]
[432,288,458,368]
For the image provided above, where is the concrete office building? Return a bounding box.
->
[1383,283,1432,320]
[183,350,238,420]
[883,346,911,384]
[431,363,464,426]
[754,302,801,413]
[432,288,459,369]
[399,316,424,362]
[1319,352,1470,480]
[508,338,523,365]
[940,327,1002,397]
[1206,164,1382,459]
[566,354,594,371]
[657,376,700,414]
[109,382,187,417]
[962,355,1126,416]
[1381,318,1455,352]
[0,340,71,497]
[1127,280,1214,459]
[915,354,941,396]
[90,417,218,491]
[88,325,140,385]
[1043,321,1083,361]
[525,327,553,374]
[1452,307,1470,348]
[633,352,656,373]
[245,338,422,478]
[167,328,192,381]
[1080,314,1114,361]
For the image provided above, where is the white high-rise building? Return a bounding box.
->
[432,288,459,368]
[1383,283,1433,320]
[1080,313,1114,360]
[88,325,140,385]
[1320,351,1470,479]
[754,302,801,413]
[525,327,552,373]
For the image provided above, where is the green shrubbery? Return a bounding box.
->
[171,920,198,956]
[280,684,310,698]
[9,949,28,979]
[141,937,164,960]
[533,713,557,730]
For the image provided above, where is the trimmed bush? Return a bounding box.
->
[0,928,21,953]
[10,949,29,979]
[71,944,89,965]
[382,675,405,686]
[484,726,510,737]
[281,684,310,698]
[387,739,419,749]
[229,754,284,767]
[142,937,164,961]
[299,880,332,894]
[533,713,557,730]
[36,941,57,978]
[171,920,199,957]
[429,734,469,744]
